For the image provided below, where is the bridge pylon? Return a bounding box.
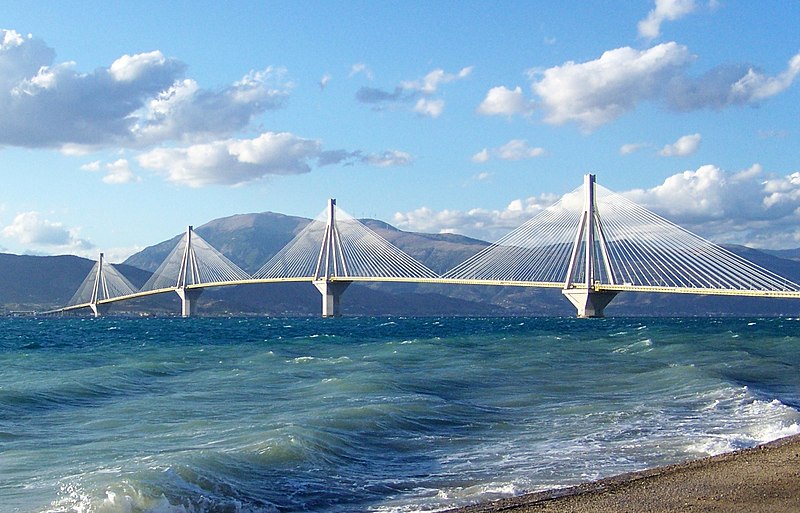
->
[89,252,111,317]
[562,174,618,317]
[313,199,350,317]
[175,226,203,317]
[65,251,137,317]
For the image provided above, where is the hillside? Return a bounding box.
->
[2,210,800,316]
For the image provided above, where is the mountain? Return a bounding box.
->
[762,248,800,262]
[0,253,151,313]
[2,210,800,316]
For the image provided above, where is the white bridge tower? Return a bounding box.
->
[562,174,618,317]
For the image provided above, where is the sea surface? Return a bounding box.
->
[1,316,799,513]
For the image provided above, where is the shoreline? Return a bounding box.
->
[446,433,800,513]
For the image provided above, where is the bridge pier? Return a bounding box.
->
[176,288,203,317]
[562,289,618,318]
[89,302,111,317]
[313,281,350,317]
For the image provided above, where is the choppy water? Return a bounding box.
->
[1,316,799,513]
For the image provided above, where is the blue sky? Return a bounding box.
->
[1,1,799,261]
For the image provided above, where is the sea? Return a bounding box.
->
[1,316,799,513]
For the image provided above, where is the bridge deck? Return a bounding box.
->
[46,276,800,315]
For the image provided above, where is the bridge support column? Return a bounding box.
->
[313,281,350,317]
[89,303,110,317]
[176,288,203,317]
[562,289,618,318]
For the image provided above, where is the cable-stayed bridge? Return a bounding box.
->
[51,175,800,318]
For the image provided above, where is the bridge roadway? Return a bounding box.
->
[50,276,800,316]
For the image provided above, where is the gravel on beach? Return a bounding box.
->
[447,434,800,513]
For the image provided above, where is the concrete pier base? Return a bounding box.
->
[176,288,203,317]
[313,281,350,317]
[562,289,618,318]
[89,303,110,317]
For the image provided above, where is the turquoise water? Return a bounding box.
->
[1,316,799,513]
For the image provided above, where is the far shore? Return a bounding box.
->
[446,433,800,513]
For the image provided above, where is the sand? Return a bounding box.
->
[447,434,800,513]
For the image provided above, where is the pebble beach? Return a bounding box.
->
[449,434,800,513]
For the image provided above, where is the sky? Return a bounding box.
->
[1,0,799,262]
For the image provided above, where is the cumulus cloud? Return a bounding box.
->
[624,164,800,247]
[638,0,697,40]
[102,159,140,184]
[530,43,800,130]
[132,67,291,146]
[355,66,472,117]
[0,30,184,148]
[471,148,490,163]
[138,132,323,187]
[620,143,648,155]
[138,132,412,187]
[532,42,694,131]
[413,98,445,118]
[401,66,473,94]
[82,158,141,184]
[393,193,561,242]
[1,211,94,253]
[476,85,534,117]
[659,133,701,156]
[667,55,800,111]
[473,139,546,163]
[497,139,546,160]
[0,29,290,150]
[394,165,800,249]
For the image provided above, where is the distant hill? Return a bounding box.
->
[2,210,800,316]
[763,248,800,262]
[0,253,151,313]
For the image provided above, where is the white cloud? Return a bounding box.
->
[349,63,373,80]
[624,164,800,247]
[138,132,412,186]
[497,139,545,160]
[1,211,94,254]
[729,54,800,103]
[364,150,413,168]
[474,139,546,163]
[659,133,701,156]
[109,50,169,82]
[80,160,102,172]
[414,98,445,118]
[402,66,473,94]
[102,159,140,184]
[531,42,800,130]
[638,0,697,40]
[394,165,800,249]
[319,73,332,90]
[356,66,471,118]
[138,132,322,187]
[471,148,490,163]
[393,193,560,242]
[476,86,534,117]
[0,30,291,150]
[532,42,694,131]
[82,158,141,184]
[132,67,291,146]
[620,143,647,155]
